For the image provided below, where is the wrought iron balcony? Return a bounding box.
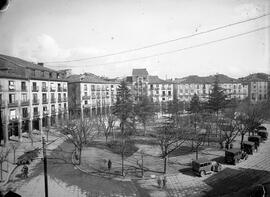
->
[21,100,30,106]
[8,101,19,107]
[33,111,40,117]
[21,87,28,92]
[42,86,48,92]
[51,98,56,103]
[82,95,90,100]
[32,99,40,105]
[32,86,39,92]
[42,99,48,104]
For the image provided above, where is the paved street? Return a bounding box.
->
[137,124,270,197]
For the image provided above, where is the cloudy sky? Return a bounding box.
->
[0,0,269,79]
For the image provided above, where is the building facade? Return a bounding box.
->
[128,69,173,103]
[0,54,68,145]
[67,73,118,118]
[174,75,248,102]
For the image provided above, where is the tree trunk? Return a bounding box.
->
[105,135,108,144]
[196,147,199,160]
[240,134,244,150]
[143,123,146,136]
[121,122,125,176]
[78,147,82,165]
[163,155,168,174]
[13,149,16,164]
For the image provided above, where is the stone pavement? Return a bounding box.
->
[0,128,65,193]
[137,123,270,197]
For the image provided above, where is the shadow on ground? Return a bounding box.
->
[202,167,270,197]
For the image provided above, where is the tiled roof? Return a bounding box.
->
[0,54,56,72]
[239,73,270,82]
[148,75,171,84]
[174,74,238,84]
[132,68,148,76]
[67,73,118,84]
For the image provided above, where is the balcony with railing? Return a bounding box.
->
[21,100,30,106]
[32,86,39,92]
[22,112,29,119]
[21,86,28,92]
[8,101,19,108]
[51,97,56,103]
[58,97,62,102]
[42,98,48,104]
[51,109,56,115]
[32,99,40,105]
[42,86,48,92]
[57,87,63,92]
[50,87,56,92]
[43,110,49,116]
[82,95,91,100]
[33,111,40,118]
[0,100,6,108]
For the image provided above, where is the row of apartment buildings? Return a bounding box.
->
[0,54,269,144]
[0,55,69,144]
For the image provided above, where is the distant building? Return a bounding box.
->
[128,68,173,103]
[239,73,270,103]
[0,54,68,145]
[174,74,248,102]
[67,73,119,118]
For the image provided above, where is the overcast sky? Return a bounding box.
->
[0,0,269,79]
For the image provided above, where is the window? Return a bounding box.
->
[259,94,262,100]
[84,92,87,96]
[22,93,27,102]
[42,82,46,88]
[21,82,26,91]
[58,104,61,109]
[9,81,15,90]
[162,98,165,101]
[50,83,56,91]
[150,84,153,90]
[84,100,88,105]
[42,93,47,102]
[9,94,15,103]
[51,93,55,99]
[64,103,67,110]
[33,93,38,101]
[9,109,16,120]
[252,93,256,100]
[33,107,38,115]
[43,106,47,112]
[22,108,28,118]
[58,93,61,99]
[51,105,55,111]
[168,91,171,96]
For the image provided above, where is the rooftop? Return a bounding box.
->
[132,68,149,76]
[174,74,238,84]
[0,54,55,73]
[67,73,118,84]
[148,75,173,84]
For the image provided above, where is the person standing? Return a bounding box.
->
[108,159,112,172]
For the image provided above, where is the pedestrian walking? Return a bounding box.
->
[163,175,167,188]
[157,176,162,188]
[108,159,112,172]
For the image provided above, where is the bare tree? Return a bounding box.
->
[0,147,10,181]
[10,142,20,164]
[97,113,116,143]
[156,116,188,174]
[62,118,98,165]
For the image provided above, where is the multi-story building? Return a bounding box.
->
[0,54,68,145]
[67,73,119,118]
[239,73,270,103]
[174,74,248,102]
[148,76,173,103]
[127,69,173,103]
